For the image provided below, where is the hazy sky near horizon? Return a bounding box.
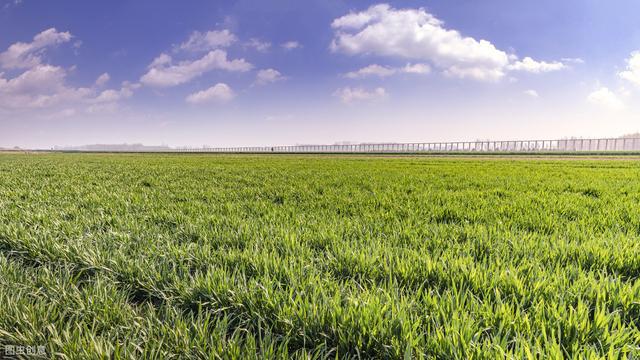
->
[1,0,639,148]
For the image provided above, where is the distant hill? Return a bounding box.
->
[0,146,23,151]
[619,132,640,139]
[53,143,171,151]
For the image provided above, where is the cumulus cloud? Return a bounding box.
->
[523,89,539,98]
[344,63,430,78]
[255,68,285,85]
[246,38,271,52]
[186,83,235,104]
[0,28,72,69]
[330,4,567,81]
[619,51,640,87]
[281,41,301,50]
[140,49,252,87]
[0,65,137,111]
[0,30,135,115]
[333,86,386,103]
[587,87,624,110]
[0,65,89,109]
[176,30,236,52]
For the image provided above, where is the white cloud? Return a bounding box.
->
[3,0,23,10]
[332,9,379,29]
[142,29,253,88]
[95,73,110,87]
[331,4,509,81]
[345,64,395,78]
[0,30,135,115]
[402,63,431,74]
[508,57,566,73]
[177,30,236,52]
[333,86,386,103]
[330,4,567,81]
[0,65,136,111]
[0,65,91,109]
[246,38,271,52]
[0,28,72,69]
[281,41,301,50]
[140,49,252,87]
[45,108,77,119]
[443,66,507,81]
[186,83,235,104]
[345,63,431,78]
[93,86,133,103]
[148,53,172,69]
[619,51,640,87]
[523,89,539,98]
[619,86,631,98]
[255,68,285,85]
[0,65,66,93]
[85,102,120,114]
[587,87,624,110]
[561,57,585,64]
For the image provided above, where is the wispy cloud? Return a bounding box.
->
[140,50,252,87]
[245,38,271,52]
[175,29,236,52]
[94,73,110,87]
[0,28,72,69]
[333,86,386,103]
[281,41,301,50]
[344,63,430,78]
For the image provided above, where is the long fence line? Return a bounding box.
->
[167,137,640,154]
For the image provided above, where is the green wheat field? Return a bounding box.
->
[0,153,639,359]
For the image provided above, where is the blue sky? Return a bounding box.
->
[1,0,639,148]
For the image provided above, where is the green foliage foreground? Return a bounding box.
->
[0,154,639,359]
